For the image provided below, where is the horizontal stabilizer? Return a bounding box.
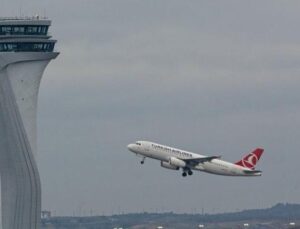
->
[243,170,262,175]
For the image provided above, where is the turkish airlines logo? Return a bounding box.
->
[242,153,258,169]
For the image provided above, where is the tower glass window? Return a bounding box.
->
[0,42,54,52]
[0,25,49,35]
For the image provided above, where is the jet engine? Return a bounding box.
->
[160,161,179,170]
[169,157,186,168]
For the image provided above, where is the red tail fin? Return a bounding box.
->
[235,148,264,170]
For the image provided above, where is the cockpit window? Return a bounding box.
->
[136,142,141,146]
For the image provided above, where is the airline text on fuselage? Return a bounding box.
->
[151,144,193,158]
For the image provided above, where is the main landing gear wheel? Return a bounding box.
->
[140,157,146,164]
[140,161,144,164]
[188,170,193,176]
[182,172,187,177]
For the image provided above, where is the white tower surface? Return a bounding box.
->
[0,17,59,229]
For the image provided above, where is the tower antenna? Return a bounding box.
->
[18,0,23,17]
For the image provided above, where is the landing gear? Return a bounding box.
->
[182,168,193,177]
[140,157,146,164]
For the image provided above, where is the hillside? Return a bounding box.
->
[42,203,300,229]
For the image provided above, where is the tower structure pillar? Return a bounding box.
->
[0,17,59,229]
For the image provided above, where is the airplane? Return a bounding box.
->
[127,141,264,177]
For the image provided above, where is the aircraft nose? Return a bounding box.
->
[127,144,135,151]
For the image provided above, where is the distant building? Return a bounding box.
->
[41,211,52,220]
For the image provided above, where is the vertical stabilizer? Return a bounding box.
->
[235,148,264,170]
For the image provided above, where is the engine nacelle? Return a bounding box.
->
[169,157,186,168]
[161,161,179,170]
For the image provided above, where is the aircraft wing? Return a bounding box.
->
[183,156,221,166]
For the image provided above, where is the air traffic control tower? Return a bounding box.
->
[0,17,59,229]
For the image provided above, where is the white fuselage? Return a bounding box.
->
[128,141,261,177]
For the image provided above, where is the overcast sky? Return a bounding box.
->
[1,0,300,216]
